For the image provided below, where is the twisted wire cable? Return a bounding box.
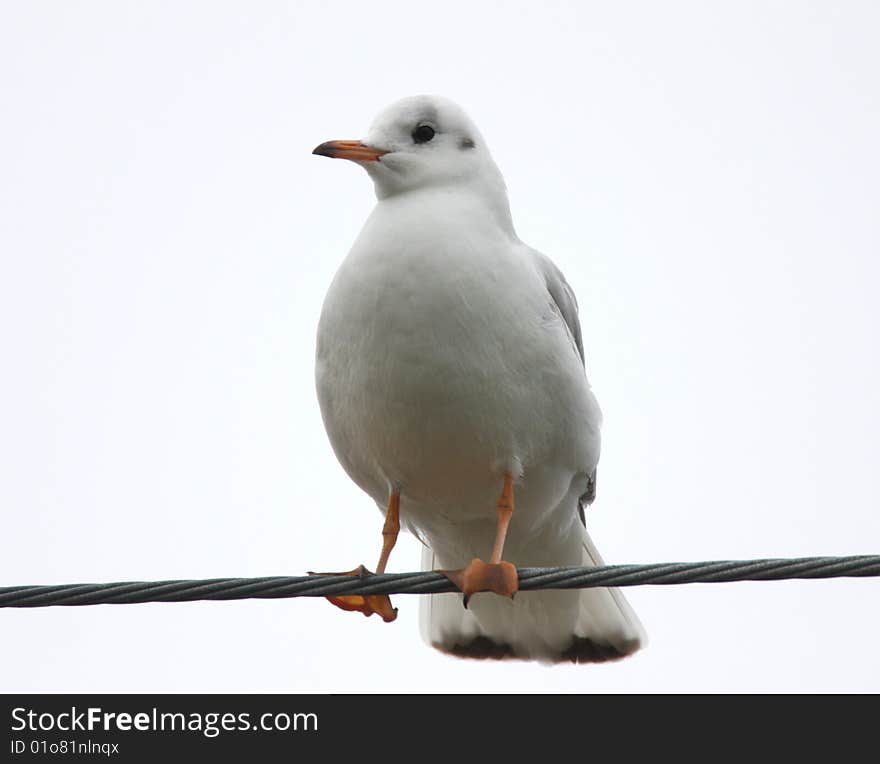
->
[1,555,878,608]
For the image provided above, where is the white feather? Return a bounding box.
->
[419,483,646,663]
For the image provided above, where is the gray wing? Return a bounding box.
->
[532,250,585,365]
[532,249,598,521]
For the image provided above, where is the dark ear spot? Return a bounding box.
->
[460,137,476,150]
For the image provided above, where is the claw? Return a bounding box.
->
[308,565,398,623]
[325,593,398,622]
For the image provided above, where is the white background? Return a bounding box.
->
[2,1,878,692]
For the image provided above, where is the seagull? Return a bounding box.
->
[312,95,646,663]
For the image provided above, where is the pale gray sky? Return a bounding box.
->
[1,0,878,691]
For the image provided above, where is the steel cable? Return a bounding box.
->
[1,555,878,608]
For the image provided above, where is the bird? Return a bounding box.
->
[311,95,645,663]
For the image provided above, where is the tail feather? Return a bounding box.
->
[419,528,646,664]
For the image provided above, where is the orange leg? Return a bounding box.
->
[490,474,514,563]
[311,492,400,623]
[376,493,400,574]
[441,474,519,606]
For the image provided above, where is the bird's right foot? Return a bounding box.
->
[308,565,398,623]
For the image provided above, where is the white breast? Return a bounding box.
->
[315,189,600,545]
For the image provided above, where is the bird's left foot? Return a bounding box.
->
[308,565,398,623]
[441,558,519,608]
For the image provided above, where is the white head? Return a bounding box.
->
[313,95,511,223]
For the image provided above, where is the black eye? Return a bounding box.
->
[412,124,436,144]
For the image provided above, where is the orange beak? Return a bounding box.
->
[312,139,388,162]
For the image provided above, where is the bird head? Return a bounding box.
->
[313,95,506,202]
